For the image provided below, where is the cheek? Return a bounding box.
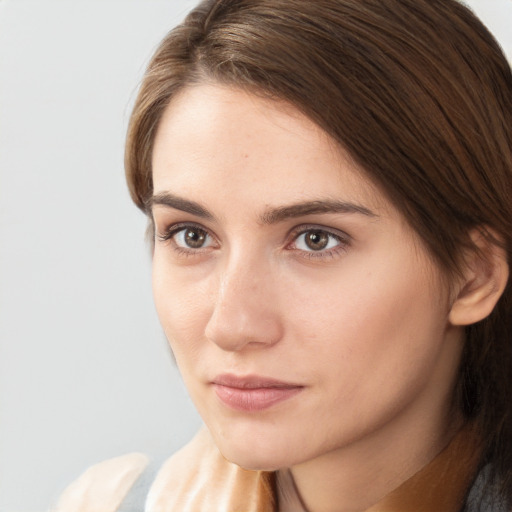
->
[152,256,212,359]
[284,254,450,397]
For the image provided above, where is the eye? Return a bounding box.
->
[295,230,339,251]
[288,226,349,258]
[158,223,215,250]
[174,226,212,249]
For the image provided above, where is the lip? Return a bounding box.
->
[211,374,304,412]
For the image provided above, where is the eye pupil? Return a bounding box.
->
[305,231,329,251]
[184,228,206,248]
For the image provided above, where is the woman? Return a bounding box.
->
[53,0,512,510]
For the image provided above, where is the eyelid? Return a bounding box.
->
[156,221,217,247]
[288,223,351,242]
[286,224,352,258]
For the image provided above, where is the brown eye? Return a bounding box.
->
[304,230,330,251]
[293,228,343,253]
[184,228,206,248]
[172,226,212,249]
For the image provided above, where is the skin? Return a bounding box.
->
[150,83,465,512]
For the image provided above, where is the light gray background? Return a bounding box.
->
[0,1,511,511]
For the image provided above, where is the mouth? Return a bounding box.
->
[211,374,304,412]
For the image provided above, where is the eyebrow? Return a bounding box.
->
[149,192,377,223]
[149,192,213,219]
[259,199,377,224]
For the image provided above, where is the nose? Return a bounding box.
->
[204,254,284,352]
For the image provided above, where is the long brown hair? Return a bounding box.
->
[125,0,512,505]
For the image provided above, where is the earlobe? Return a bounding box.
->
[448,229,509,327]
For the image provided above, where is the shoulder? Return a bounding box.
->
[51,452,150,512]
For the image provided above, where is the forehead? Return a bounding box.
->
[151,83,387,215]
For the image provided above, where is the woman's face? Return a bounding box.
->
[151,84,464,471]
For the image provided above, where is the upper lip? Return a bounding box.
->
[212,373,302,389]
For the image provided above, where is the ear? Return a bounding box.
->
[449,228,509,327]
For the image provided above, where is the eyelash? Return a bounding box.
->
[156,222,216,257]
[156,222,351,260]
[286,224,350,260]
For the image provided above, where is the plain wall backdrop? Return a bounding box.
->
[0,1,511,511]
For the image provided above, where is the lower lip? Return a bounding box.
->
[213,384,303,412]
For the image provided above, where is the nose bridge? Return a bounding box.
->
[205,247,283,351]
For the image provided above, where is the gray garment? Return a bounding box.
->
[462,466,508,512]
[116,458,161,512]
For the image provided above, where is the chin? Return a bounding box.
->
[220,445,285,472]
[209,423,303,472]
